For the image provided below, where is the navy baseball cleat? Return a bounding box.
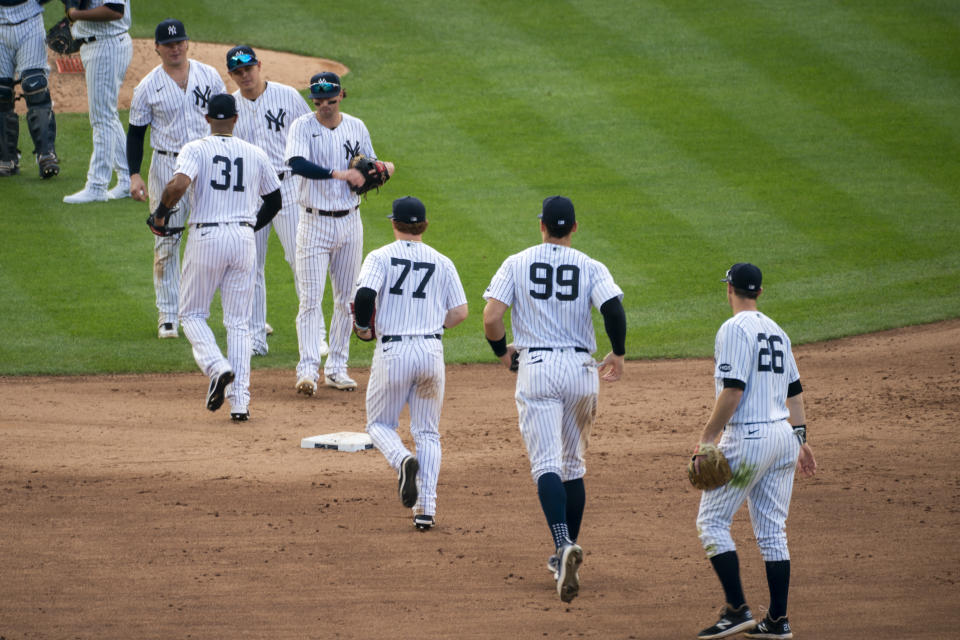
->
[698,604,757,639]
[744,615,792,639]
[556,543,583,603]
[206,369,235,412]
[398,455,419,508]
[230,411,249,422]
[413,514,434,530]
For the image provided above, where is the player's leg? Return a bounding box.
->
[77,38,127,194]
[150,155,186,335]
[220,226,257,416]
[274,176,301,296]
[294,210,330,386]
[0,76,18,176]
[322,214,363,382]
[20,68,58,179]
[558,353,599,543]
[407,340,445,521]
[249,223,270,355]
[746,425,799,626]
[179,231,231,381]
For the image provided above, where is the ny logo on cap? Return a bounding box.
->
[168,25,178,36]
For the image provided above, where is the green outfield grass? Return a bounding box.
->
[2,0,957,375]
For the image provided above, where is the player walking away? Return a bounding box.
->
[693,263,817,640]
[226,45,310,356]
[147,93,281,422]
[482,196,626,603]
[0,0,59,179]
[285,71,394,395]
[126,18,226,340]
[61,0,131,203]
[353,196,468,531]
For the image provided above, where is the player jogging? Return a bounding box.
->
[353,196,468,530]
[482,196,626,603]
[147,93,281,421]
[693,262,817,640]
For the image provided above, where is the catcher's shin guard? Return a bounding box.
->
[0,79,19,172]
[22,69,58,159]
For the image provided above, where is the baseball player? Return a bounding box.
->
[0,0,59,179]
[148,93,281,422]
[285,71,394,394]
[226,44,311,356]
[482,196,626,603]
[61,0,131,203]
[353,196,468,530]
[126,18,226,339]
[693,263,817,640]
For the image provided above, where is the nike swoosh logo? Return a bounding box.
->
[383,347,392,352]
[312,133,320,137]
[748,429,759,435]
[201,231,211,237]
[156,87,163,92]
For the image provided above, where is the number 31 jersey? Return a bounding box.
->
[484,243,623,352]
[714,310,800,425]
[174,134,281,225]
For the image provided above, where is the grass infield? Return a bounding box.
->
[2,0,957,375]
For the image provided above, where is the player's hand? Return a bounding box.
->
[354,326,373,341]
[797,443,817,478]
[130,174,147,201]
[498,343,517,370]
[598,351,624,382]
[338,168,366,188]
[382,161,395,177]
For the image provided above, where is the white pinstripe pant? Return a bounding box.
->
[0,14,47,77]
[148,151,188,327]
[179,224,256,413]
[78,33,131,191]
[696,420,800,562]
[250,175,300,352]
[366,337,446,517]
[295,207,362,381]
[515,349,599,482]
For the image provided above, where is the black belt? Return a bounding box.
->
[192,222,254,229]
[381,334,442,343]
[156,150,179,157]
[77,31,126,45]
[278,172,286,181]
[528,347,589,353]
[305,207,351,217]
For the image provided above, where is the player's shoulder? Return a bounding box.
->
[190,59,221,75]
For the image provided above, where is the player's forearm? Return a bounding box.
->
[443,304,468,330]
[126,124,147,176]
[353,287,376,327]
[159,174,190,209]
[699,387,743,443]
[288,156,333,180]
[599,296,626,356]
[253,189,282,231]
[786,393,806,427]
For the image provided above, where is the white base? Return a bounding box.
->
[301,431,374,452]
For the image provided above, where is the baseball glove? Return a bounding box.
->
[46,17,80,56]
[687,443,732,491]
[146,209,184,237]
[350,302,376,342]
[348,154,390,196]
[509,351,519,372]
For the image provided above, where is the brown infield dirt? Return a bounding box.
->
[1,319,958,640]
[4,40,959,640]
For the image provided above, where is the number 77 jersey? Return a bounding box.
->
[713,310,800,425]
[174,134,280,225]
[483,243,623,352]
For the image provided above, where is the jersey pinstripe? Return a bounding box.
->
[0,1,42,26]
[714,311,799,425]
[129,60,226,153]
[483,243,623,351]
[285,111,373,211]
[177,134,280,415]
[360,239,467,519]
[70,0,130,38]
[356,240,467,336]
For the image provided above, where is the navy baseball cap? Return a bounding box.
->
[155,19,188,44]
[538,195,576,227]
[207,94,237,120]
[389,196,426,223]
[722,262,763,291]
[226,45,258,72]
[309,72,342,99]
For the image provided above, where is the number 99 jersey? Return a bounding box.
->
[483,243,623,352]
[714,311,800,425]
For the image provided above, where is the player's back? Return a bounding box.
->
[179,135,272,224]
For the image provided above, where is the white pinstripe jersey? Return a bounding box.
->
[174,134,281,225]
[233,81,310,173]
[71,0,129,38]
[714,310,800,425]
[129,60,226,153]
[484,243,623,352]
[0,1,42,23]
[356,240,466,336]
[284,111,374,210]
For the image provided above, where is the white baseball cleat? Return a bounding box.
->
[106,182,131,200]
[265,322,274,336]
[296,377,317,396]
[63,187,108,204]
[158,322,178,339]
[318,339,329,357]
[324,372,357,391]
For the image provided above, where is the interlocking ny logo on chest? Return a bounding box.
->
[193,85,211,108]
[265,109,286,132]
